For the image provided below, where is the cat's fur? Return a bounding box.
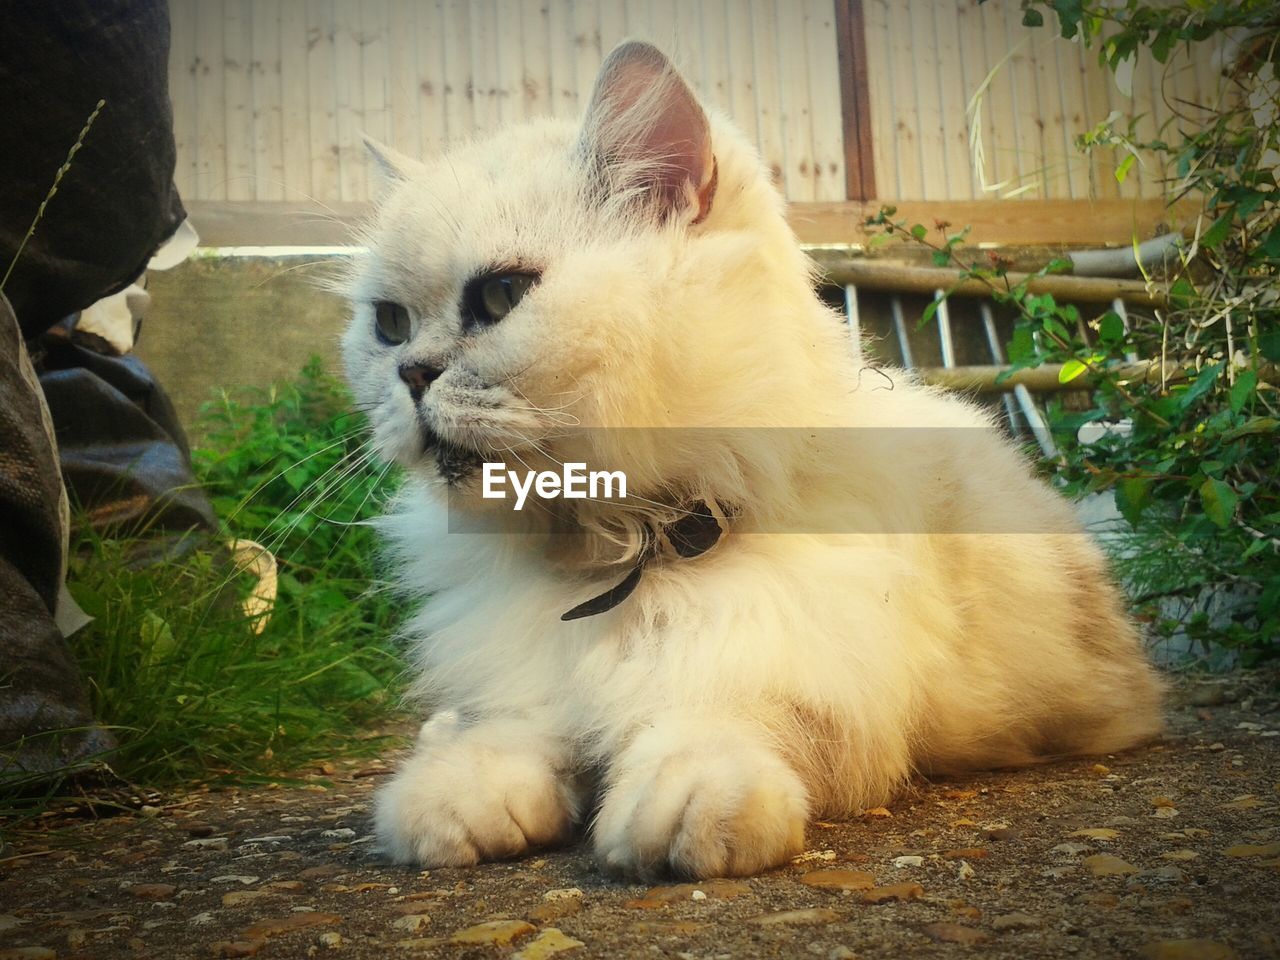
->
[341,42,1163,878]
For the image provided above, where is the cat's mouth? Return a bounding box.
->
[420,424,485,484]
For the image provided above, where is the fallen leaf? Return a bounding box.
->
[985,827,1022,841]
[921,923,989,944]
[861,883,924,904]
[951,904,982,920]
[512,928,586,959]
[1160,849,1200,861]
[448,920,537,947]
[1138,939,1238,960]
[267,881,305,892]
[747,908,842,926]
[1084,854,1139,877]
[1091,764,1111,776]
[992,912,1039,931]
[1071,828,1120,841]
[1152,796,1177,808]
[221,890,275,907]
[943,789,977,801]
[798,870,875,891]
[392,915,432,933]
[212,942,264,959]
[863,807,893,818]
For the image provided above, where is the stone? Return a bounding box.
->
[799,870,875,891]
[317,933,344,948]
[1224,842,1280,858]
[392,914,432,933]
[529,899,583,923]
[747,909,843,926]
[1084,854,1139,877]
[512,928,586,959]
[942,848,988,860]
[1138,940,1238,960]
[861,883,923,904]
[985,827,1022,841]
[921,923,990,944]
[240,913,341,939]
[892,855,924,868]
[1071,828,1120,841]
[991,912,1039,931]
[222,890,275,907]
[448,920,537,947]
[127,883,176,900]
[212,941,265,958]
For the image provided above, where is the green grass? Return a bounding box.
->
[54,358,406,790]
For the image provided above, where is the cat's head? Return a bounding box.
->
[342,41,829,509]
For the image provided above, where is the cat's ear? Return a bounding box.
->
[362,135,424,193]
[581,41,717,225]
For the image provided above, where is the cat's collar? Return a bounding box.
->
[560,500,730,621]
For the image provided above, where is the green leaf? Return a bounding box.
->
[1200,209,1235,249]
[910,224,928,241]
[1262,329,1280,362]
[1008,325,1036,364]
[931,250,951,267]
[1022,8,1044,27]
[1098,310,1125,344]
[1114,153,1136,184]
[1229,369,1257,414]
[1150,29,1176,64]
[1223,416,1278,441]
[1199,478,1238,529]
[1258,222,1280,259]
[1059,358,1089,383]
[1114,477,1153,527]
[919,297,940,329]
[1049,0,1083,38]
[1177,361,1223,412]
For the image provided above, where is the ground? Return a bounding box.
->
[2,675,1278,960]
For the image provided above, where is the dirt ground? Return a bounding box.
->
[3,674,1278,960]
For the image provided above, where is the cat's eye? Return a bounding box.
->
[462,272,539,330]
[374,300,412,345]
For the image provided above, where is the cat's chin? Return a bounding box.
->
[419,428,485,485]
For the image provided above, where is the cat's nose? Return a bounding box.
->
[398,362,444,400]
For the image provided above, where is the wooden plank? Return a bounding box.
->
[278,0,312,201]
[975,0,1021,197]
[223,0,255,200]
[332,0,366,200]
[572,0,603,111]
[858,0,894,198]
[803,0,846,202]
[775,1,816,201]
[305,0,340,205]
[623,0,652,39]
[251,0,286,201]
[954,0,990,200]
[931,2,968,200]
[675,0,704,89]
[749,0,786,190]
[520,0,553,119]
[168,0,198,198]
[416,0,446,156]
[493,0,524,125]
[548,0,580,119]
[388,0,420,157]
[1001,0,1042,198]
[442,0,473,145]
[1031,24,1073,199]
[885,0,924,198]
[907,1,947,199]
[467,0,499,135]
[1075,19,1121,199]
[649,0,680,53]
[788,197,1198,247]
[697,0,732,115]
[360,0,392,151]
[723,0,759,144]
[185,198,1194,250]
[596,0,628,56]
[194,0,227,200]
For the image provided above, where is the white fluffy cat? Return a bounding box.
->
[341,41,1162,879]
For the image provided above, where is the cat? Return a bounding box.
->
[340,41,1163,879]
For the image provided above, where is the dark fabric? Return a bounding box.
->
[0,0,185,339]
[36,331,216,535]
[0,295,111,780]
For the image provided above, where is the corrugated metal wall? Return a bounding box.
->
[167,0,1225,208]
[168,0,848,205]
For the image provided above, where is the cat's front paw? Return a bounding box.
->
[374,727,576,867]
[594,723,808,878]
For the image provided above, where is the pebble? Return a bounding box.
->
[1071,828,1120,841]
[512,928,586,959]
[892,856,924,868]
[392,914,432,933]
[957,861,976,880]
[183,837,229,851]
[321,828,356,840]
[985,827,1022,842]
[211,875,260,885]
[747,909,842,926]
[627,881,751,907]
[542,887,584,902]
[1052,843,1094,857]
[317,932,344,949]
[222,890,275,907]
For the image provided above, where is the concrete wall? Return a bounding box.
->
[136,255,352,428]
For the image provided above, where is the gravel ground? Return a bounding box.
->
[2,673,1278,960]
